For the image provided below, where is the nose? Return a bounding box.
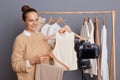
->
[33,21,38,26]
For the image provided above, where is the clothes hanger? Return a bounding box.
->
[56,16,66,25]
[48,52,70,70]
[47,26,86,40]
[48,16,55,24]
[103,16,105,25]
[60,25,86,40]
[94,16,98,23]
[74,33,86,40]
[88,16,90,23]
[59,25,71,33]
[94,16,99,26]
[40,53,70,70]
[83,16,87,25]
[46,26,71,40]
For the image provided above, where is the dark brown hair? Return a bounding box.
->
[21,5,38,21]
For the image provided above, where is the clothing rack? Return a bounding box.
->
[39,10,116,80]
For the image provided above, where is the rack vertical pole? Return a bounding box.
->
[110,10,116,80]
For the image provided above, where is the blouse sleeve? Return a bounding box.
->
[11,37,31,73]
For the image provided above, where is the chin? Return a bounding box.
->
[32,28,37,31]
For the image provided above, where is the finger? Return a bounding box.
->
[40,57,49,61]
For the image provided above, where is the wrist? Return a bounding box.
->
[30,58,35,65]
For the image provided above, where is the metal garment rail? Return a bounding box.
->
[39,10,116,80]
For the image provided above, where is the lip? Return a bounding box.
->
[31,26,37,28]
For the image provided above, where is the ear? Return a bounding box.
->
[22,20,26,25]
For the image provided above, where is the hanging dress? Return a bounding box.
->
[87,19,97,77]
[41,23,61,45]
[94,17,101,79]
[41,23,51,36]
[52,31,77,70]
[94,17,100,46]
[80,19,97,77]
[101,25,109,80]
[80,20,90,40]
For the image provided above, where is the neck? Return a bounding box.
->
[26,29,36,34]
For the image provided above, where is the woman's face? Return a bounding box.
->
[24,12,39,32]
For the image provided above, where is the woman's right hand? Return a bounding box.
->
[29,55,49,65]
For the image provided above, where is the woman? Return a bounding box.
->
[11,5,51,80]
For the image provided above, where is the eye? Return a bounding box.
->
[29,20,33,22]
[36,18,39,21]
[27,19,33,22]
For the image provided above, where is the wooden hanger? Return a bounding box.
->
[94,16,99,23]
[59,25,86,40]
[74,33,86,40]
[47,25,86,40]
[83,16,87,25]
[48,52,70,70]
[40,53,70,70]
[103,16,105,25]
[88,16,90,22]
[58,25,71,33]
[56,16,66,25]
[48,16,55,24]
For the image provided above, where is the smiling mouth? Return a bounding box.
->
[31,26,37,28]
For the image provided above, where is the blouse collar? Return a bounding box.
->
[23,30,31,37]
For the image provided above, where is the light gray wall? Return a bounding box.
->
[0,0,120,80]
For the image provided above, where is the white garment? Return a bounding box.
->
[80,20,97,77]
[41,23,61,44]
[48,23,61,44]
[52,32,77,70]
[47,23,61,36]
[101,25,109,80]
[87,19,94,43]
[80,21,90,40]
[87,19,97,77]
[41,23,51,36]
[41,23,61,36]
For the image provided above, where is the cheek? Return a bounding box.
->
[26,22,32,26]
[36,22,39,26]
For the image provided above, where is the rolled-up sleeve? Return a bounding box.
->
[11,37,31,73]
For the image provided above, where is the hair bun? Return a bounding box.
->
[21,5,30,12]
